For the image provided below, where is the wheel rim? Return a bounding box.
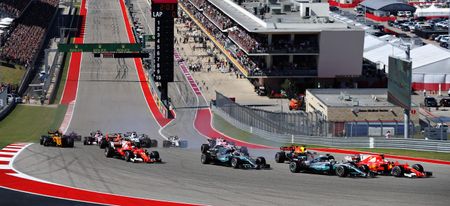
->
[201,155,206,163]
[231,158,237,167]
[337,167,344,175]
[289,162,297,172]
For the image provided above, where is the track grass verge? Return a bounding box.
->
[0,66,25,85]
[0,104,67,148]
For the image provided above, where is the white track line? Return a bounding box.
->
[0,165,12,170]
[4,146,22,150]
[0,157,12,161]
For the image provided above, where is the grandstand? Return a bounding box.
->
[0,0,32,18]
[180,0,364,93]
[0,0,59,67]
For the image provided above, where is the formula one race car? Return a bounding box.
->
[345,154,432,178]
[289,153,375,177]
[40,130,75,148]
[123,132,157,148]
[275,145,309,163]
[105,139,161,163]
[162,136,188,148]
[98,133,123,149]
[200,138,270,169]
[65,131,82,141]
[83,130,104,145]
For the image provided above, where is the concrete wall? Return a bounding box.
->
[317,30,364,78]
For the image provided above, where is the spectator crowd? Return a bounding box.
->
[0,0,32,18]
[180,0,319,76]
[0,0,59,67]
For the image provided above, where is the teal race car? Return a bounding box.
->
[289,154,375,177]
[200,139,270,169]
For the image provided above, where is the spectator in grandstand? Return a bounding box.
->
[0,0,32,17]
[0,0,58,66]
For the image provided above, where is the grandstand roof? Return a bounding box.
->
[208,0,350,33]
[360,0,416,12]
[363,36,450,73]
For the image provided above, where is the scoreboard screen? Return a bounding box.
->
[151,0,177,83]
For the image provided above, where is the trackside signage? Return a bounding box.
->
[387,56,412,110]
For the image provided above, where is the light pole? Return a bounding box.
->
[404,44,411,139]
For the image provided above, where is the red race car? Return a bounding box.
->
[345,154,432,178]
[105,140,161,163]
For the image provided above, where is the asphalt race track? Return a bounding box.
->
[7,0,450,205]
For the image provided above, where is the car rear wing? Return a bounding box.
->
[280,146,295,151]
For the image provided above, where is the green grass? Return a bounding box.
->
[0,67,25,85]
[347,148,450,161]
[0,104,67,148]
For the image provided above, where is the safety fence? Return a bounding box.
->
[215,91,326,136]
[214,91,418,138]
[213,106,450,152]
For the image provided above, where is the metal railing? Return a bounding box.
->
[213,106,450,152]
[215,91,325,136]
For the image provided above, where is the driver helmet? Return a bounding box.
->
[131,132,137,138]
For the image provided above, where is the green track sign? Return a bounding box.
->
[58,43,142,52]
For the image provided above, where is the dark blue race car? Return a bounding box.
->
[200,139,270,169]
[289,154,375,177]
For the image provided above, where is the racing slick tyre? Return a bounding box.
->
[359,165,370,173]
[150,151,161,162]
[163,140,171,148]
[83,139,88,145]
[201,153,210,164]
[201,144,210,154]
[231,157,240,169]
[289,161,301,173]
[336,165,348,177]
[40,136,45,145]
[179,140,188,148]
[275,152,286,163]
[105,146,114,158]
[43,138,50,147]
[256,157,267,168]
[391,166,404,177]
[67,138,74,148]
[412,164,424,173]
[99,140,107,149]
[125,151,134,162]
[150,139,158,148]
[141,138,151,148]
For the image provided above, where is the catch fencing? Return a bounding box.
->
[213,92,450,152]
[215,91,415,138]
[215,91,326,136]
[213,106,450,152]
